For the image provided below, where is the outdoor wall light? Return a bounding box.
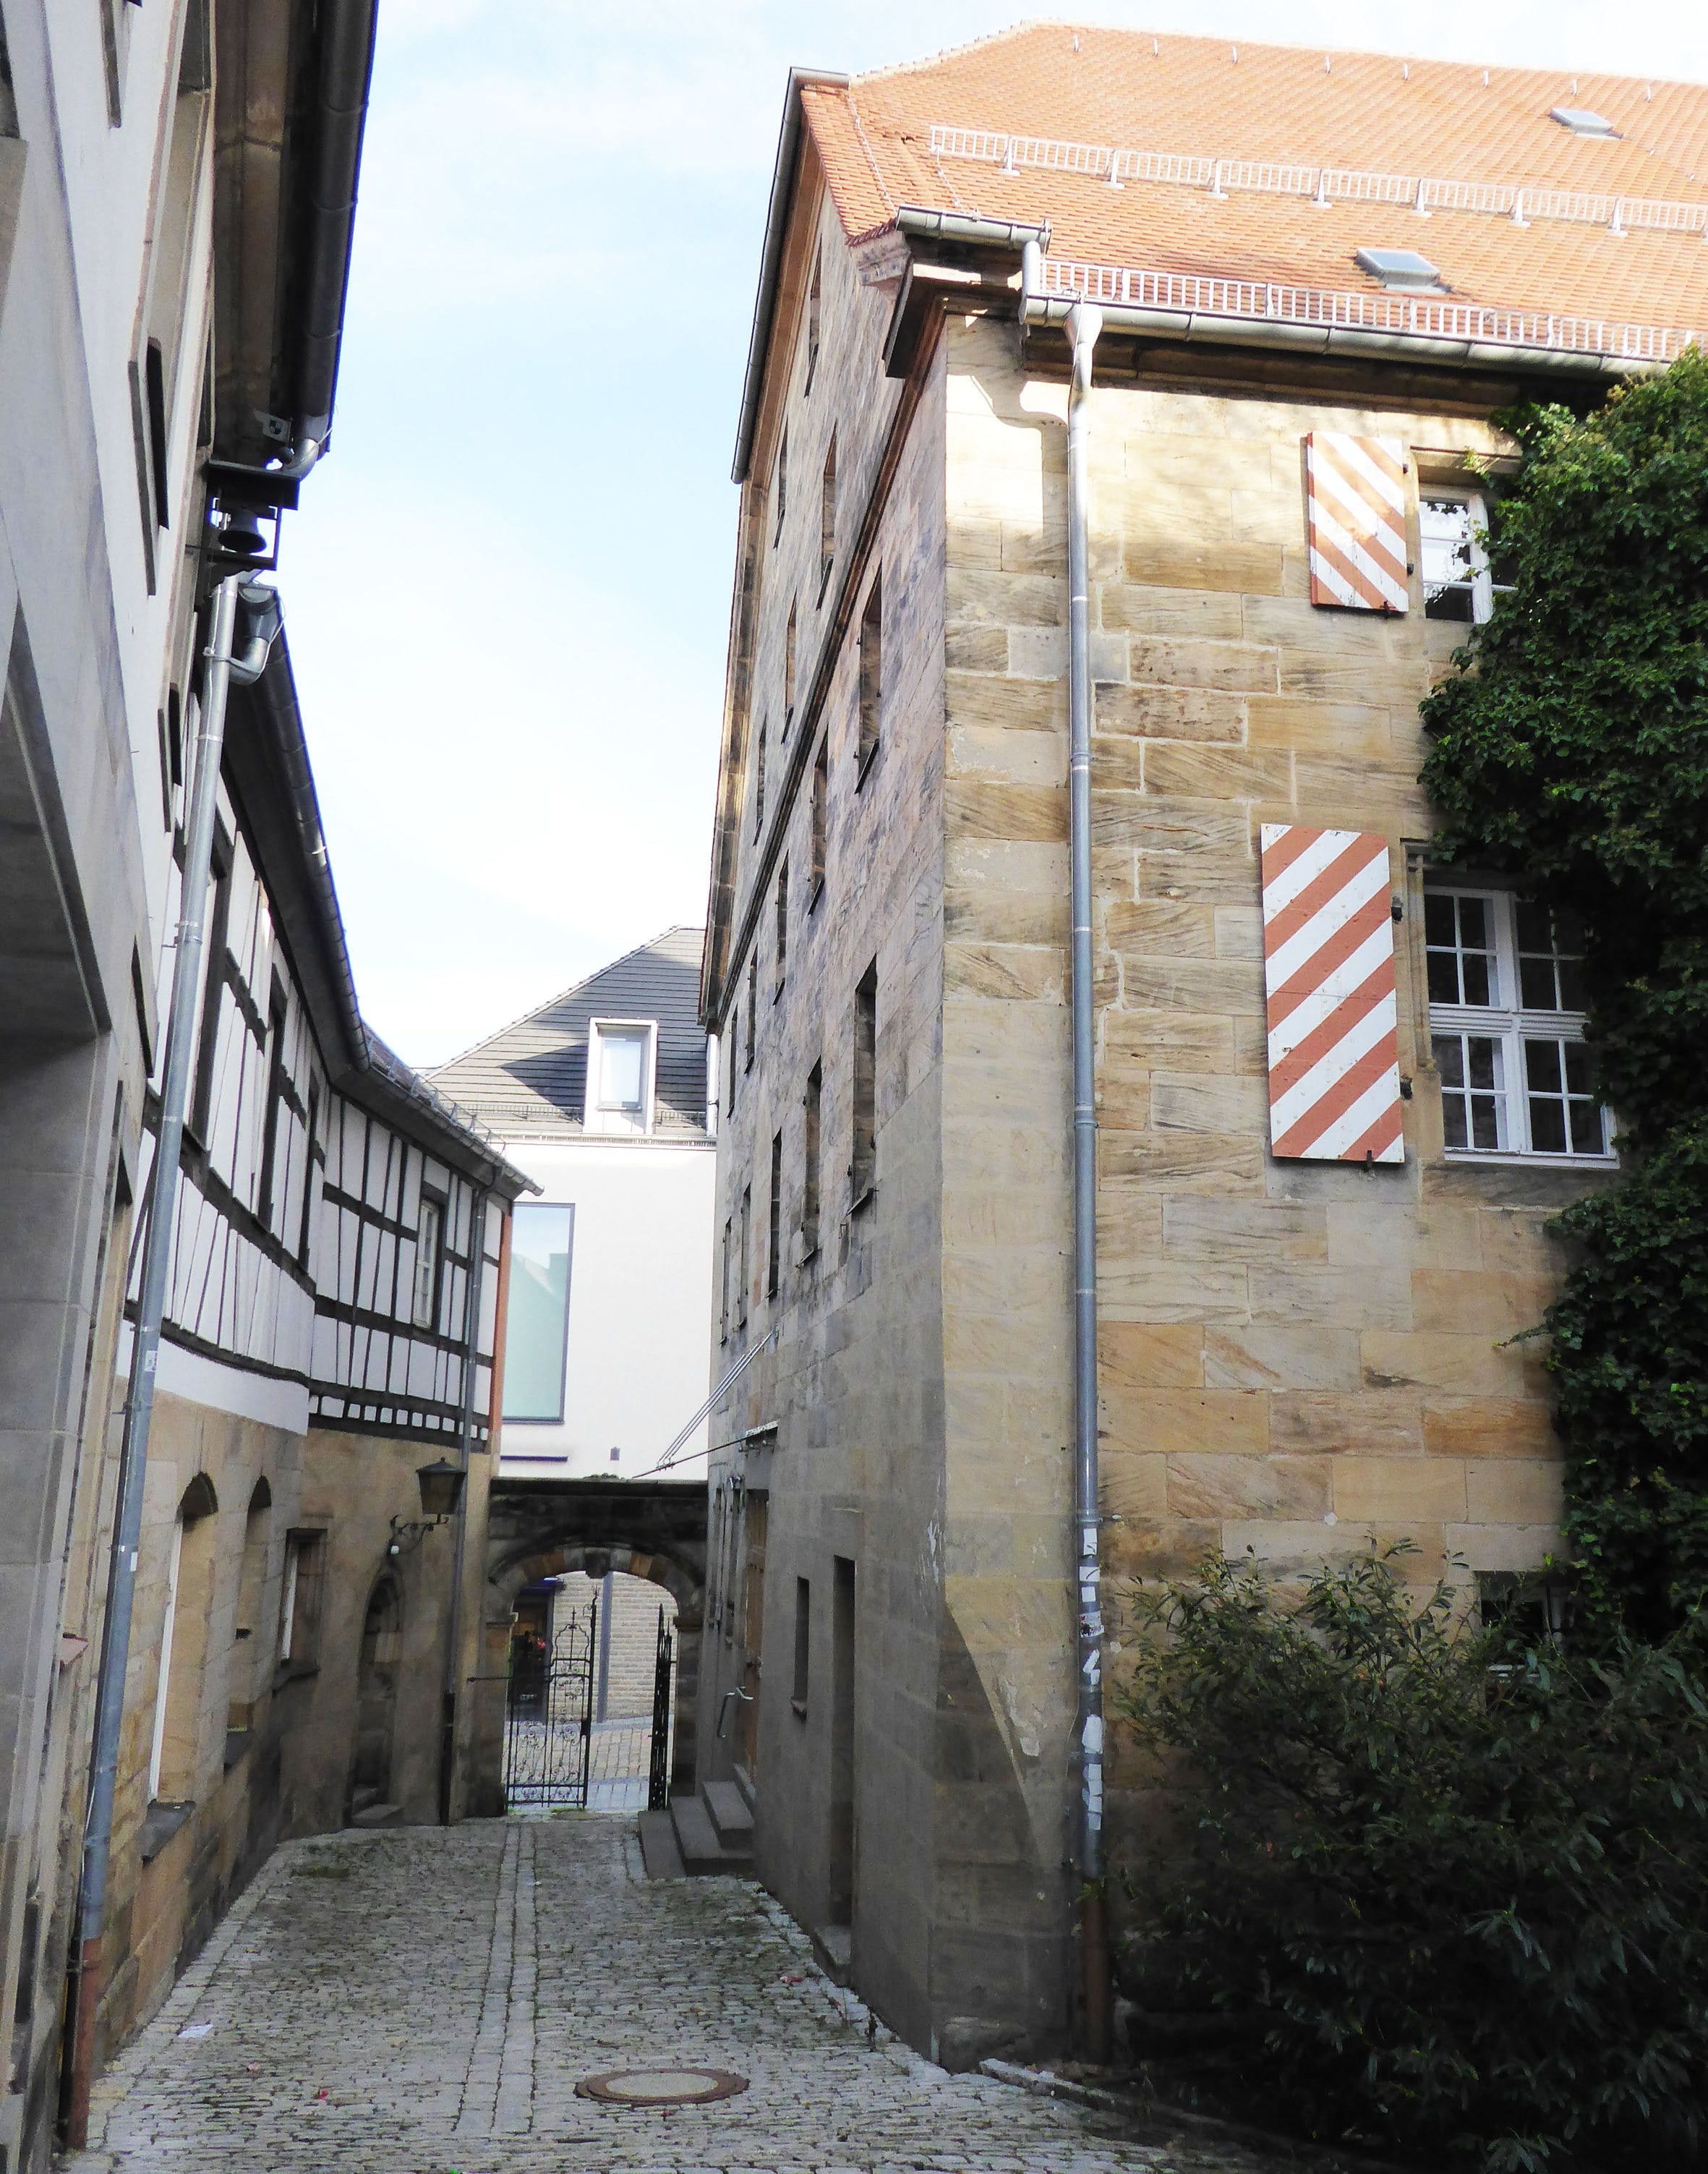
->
[387,1459,466,1556]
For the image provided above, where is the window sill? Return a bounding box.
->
[848,1182,876,1218]
[223,1727,252,1773]
[790,1698,808,1720]
[808,877,824,916]
[818,561,833,607]
[1442,1149,1617,1171]
[855,743,879,793]
[773,980,784,1006]
[140,1799,195,1864]
[798,1238,819,1267]
[273,1660,319,1688]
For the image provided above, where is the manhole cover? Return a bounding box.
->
[576,2067,748,2107]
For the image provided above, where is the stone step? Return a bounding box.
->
[704,1779,754,1847]
[814,1924,852,1985]
[351,1785,380,1814]
[670,1794,751,1875]
[348,1802,403,1830]
[636,1809,684,1880]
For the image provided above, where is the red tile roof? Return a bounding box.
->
[801,22,1708,337]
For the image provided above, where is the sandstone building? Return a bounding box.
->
[694,25,1708,2070]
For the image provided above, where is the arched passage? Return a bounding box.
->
[472,1522,705,1820]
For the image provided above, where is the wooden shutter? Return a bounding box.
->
[1305,433,1409,612]
[1260,824,1404,1164]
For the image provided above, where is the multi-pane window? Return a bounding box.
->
[1426,887,1610,1160]
[587,1020,652,1135]
[413,1195,443,1329]
[1421,492,1511,623]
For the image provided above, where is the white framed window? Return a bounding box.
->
[1420,491,1511,623]
[585,1018,655,1137]
[1425,885,1613,1162]
[413,1195,443,1329]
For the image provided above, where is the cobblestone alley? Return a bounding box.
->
[64,1818,1297,2174]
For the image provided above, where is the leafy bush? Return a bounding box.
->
[1114,1548,1708,2172]
[1418,350,1708,1630]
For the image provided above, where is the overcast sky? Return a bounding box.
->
[281,0,1708,1072]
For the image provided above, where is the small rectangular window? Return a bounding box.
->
[278,1530,327,1672]
[806,246,821,392]
[811,739,828,905]
[720,1216,733,1344]
[1421,493,1511,623]
[738,1185,751,1331]
[755,717,767,838]
[586,1020,654,1135]
[746,958,757,1073]
[256,990,289,1232]
[775,859,788,997]
[820,433,837,594]
[803,1060,822,1257]
[852,959,877,1205]
[145,338,171,529]
[503,1201,575,1422]
[792,1576,811,1713]
[1427,884,1610,1162]
[784,599,797,735]
[414,1195,444,1329]
[774,428,787,545]
[768,1130,782,1300]
[858,574,881,779]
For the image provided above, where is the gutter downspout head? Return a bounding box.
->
[1064,299,1111,2064]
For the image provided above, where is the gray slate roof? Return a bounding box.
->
[428,927,708,1138]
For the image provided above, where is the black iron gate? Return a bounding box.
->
[647,1605,675,1810]
[504,1600,597,1808]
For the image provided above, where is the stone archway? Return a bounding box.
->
[469,1478,706,1819]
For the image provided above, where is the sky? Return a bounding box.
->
[281,0,1708,1073]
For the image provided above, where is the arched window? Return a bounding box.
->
[351,1576,403,1817]
[148,1475,218,1804]
[229,1478,273,1728]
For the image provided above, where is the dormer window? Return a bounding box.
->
[586,1019,655,1137]
[1550,106,1620,137]
[1355,247,1446,294]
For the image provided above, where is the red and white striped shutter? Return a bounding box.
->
[1260,824,1404,1165]
[1305,433,1409,612]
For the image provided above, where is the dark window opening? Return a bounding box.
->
[755,716,767,837]
[792,1576,811,1714]
[803,1060,822,1257]
[852,959,876,1206]
[773,428,787,545]
[775,859,788,998]
[738,1185,751,1331]
[858,574,881,780]
[819,432,837,594]
[746,958,757,1073]
[727,1005,738,1117]
[784,598,797,735]
[145,338,171,528]
[811,739,828,905]
[768,1130,782,1300]
[806,246,821,392]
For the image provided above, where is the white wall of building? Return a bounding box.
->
[495,1136,716,1481]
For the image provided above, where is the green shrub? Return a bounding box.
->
[1114,1548,1708,2172]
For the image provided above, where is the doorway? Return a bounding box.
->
[351,1575,401,1819]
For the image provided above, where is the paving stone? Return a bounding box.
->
[67,1815,1294,2174]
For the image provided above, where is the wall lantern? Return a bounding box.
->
[388,1458,466,1556]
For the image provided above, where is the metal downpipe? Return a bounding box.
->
[65,574,272,2144]
[1064,299,1111,2062]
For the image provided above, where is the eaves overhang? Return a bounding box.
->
[731,64,850,485]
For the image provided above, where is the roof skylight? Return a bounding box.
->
[1355,247,1446,292]
[1550,106,1621,137]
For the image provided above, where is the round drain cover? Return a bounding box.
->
[576,2066,748,2107]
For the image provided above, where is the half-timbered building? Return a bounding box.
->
[695,25,1708,2071]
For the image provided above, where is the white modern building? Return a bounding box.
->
[432,929,717,1481]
